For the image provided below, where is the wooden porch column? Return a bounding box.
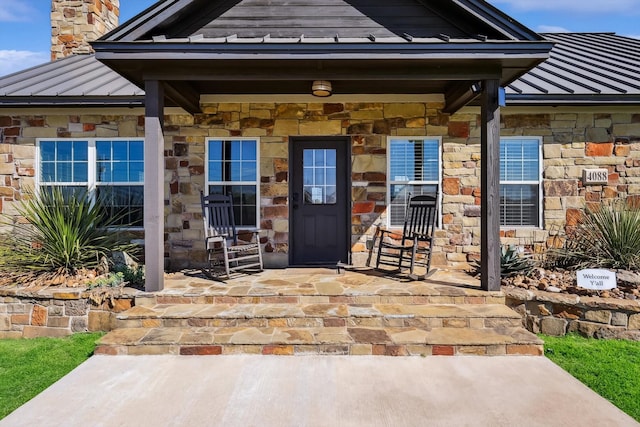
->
[144,80,165,292]
[480,79,501,292]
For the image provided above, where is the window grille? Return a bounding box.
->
[387,138,440,228]
[206,139,259,228]
[38,138,144,227]
[500,138,542,227]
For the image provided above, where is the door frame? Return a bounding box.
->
[288,136,352,266]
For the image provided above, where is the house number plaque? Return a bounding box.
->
[582,168,609,185]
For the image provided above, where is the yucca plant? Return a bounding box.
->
[0,187,138,276]
[550,199,640,270]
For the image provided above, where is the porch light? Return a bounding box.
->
[312,80,332,97]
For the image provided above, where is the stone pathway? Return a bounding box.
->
[96,268,543,356]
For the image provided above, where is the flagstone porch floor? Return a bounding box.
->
[97,268,543,356]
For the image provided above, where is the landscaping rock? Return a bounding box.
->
[502,268,640,301]
[540,317,567,336]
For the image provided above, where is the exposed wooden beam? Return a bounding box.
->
[144,80,166,292]
[443,82,480,113]
[163,81,202,114]
[109,61,504,82]
[145,68,501,81]
[480,78,501,292]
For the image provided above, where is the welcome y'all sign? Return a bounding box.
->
[577,269,617,290]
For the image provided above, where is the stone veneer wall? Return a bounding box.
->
[1,105,640,270]
[505,288,640,340]
[51,0,120,60]
[0,288,133,338]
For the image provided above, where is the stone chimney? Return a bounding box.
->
[51,0,120,61]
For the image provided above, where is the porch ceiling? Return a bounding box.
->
[93,42,552,114]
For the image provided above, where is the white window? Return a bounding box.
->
[387,137,440,228]
[205,138,259,228]
[37,138,144,227]
[500,137,542,227]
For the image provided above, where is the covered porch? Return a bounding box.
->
[92,0,553,293]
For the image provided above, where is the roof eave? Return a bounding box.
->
[92,40,554,57]
[506,94,640,105]
[0,96,145,108]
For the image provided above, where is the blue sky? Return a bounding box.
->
[1,0,639,76]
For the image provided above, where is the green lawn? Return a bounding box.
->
[0,333,102,419]
[542,333,640,422]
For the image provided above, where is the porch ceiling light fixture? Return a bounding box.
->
[312,80,332,97]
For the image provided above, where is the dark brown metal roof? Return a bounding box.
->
[90,0,552,113]
[102,0,542,43]
[506,33,640,104]
[2,33,638,108]
[0,55,144,107]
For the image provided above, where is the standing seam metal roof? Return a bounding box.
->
[506,33,640,102]
[0,33,639,105]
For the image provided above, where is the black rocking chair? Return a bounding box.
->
[200,192,263,279]
[371,191,438,280]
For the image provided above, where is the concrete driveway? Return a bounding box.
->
[1,355,636,427]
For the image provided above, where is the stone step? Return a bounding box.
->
[136,293,506,306]
[95,325,543,356]
[134,274,505,307]
[115,303,524,329]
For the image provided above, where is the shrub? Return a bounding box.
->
[548,199,640,270]
[471,244,535,278]
[112,264,145,289]
[0,188,138,276]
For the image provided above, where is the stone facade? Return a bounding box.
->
[505,287,640,340]
[1,103,640,270]
[0,287,133,338]
[51,0,120,60]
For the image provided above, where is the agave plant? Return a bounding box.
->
[471,244,535,278]
[550,199,640,270]
[500,244,535,278]
[0,187,138,276]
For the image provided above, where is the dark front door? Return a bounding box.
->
[290,137,350,266]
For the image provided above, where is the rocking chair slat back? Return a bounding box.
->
[404,194,438,241]
[201,193,237,245]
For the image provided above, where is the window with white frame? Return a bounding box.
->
[500,137,542,227]
[37,138,144,227]
[387,137,440,228]
[206,138,259,228]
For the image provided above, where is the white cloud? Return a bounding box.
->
[537,25,571,33]
[0,0,37,22]
[489,0,640,13]
[0,50,49,77]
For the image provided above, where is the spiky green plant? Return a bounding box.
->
[0,187,138,276]
[550,199,640,270]
[500,244,535,277]
[471,244,535,278]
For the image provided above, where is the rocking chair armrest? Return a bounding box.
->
[235,229,263,244]
[205,235,226,243]
[374,226,394,236]
[375,226,404,240]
